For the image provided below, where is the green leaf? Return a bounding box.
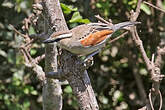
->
[100,96,109,104]
[61,3,77,14]
[163,0,165,10]
[23,101,30,108]
[69,12,90,23]
[16,5,21,13]
[0,94,3,99]
[128,0,137,5]
[0,49,7,58]
[4,94,9,100]
[113,90,123,102]
[69,12,82,23]
[23,87,29,94]
[30,49,37,55]
[31,90,38,95]
[7,49,15,64]
[0,84,5,90]
[64,86,72,93]
[4,100,11,106]
[140,3,151,15]
[13,79,21,86]
[16,55,24,65]
[2,1,14,8]
[140,68,148,75]
[78,19,90,23]
[96,3,102,8]
[28,26,35,35]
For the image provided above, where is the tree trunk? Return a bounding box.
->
[42,0,99,110]
[42,0,68,109]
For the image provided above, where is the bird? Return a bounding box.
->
[43,21,140,60]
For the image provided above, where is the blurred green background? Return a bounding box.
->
[0,0,165,110]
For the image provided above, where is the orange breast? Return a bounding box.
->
[80,30,113,46]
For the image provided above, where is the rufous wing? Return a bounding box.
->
[80,30,113,46]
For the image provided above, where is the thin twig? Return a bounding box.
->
[13,25,46,82]
[34,54,45,64]
[95,15,112,25]
[130,0,165,110]
[158,90,162,110]
[131,0,142,21]
[24,39,35,47]
[151,54,155,70]
[143,1,165,13]
[9,24,27,38]
[20,49,30,65]
[20,46,46,82]
[23,47,33,62]
[149,92,154,110]
[109,31,128,43]
[136,0,142,13]
[129,0,162,110]
[151,54,155,64]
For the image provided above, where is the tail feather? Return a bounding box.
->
[112,21,141,31]
[88,21,140,31]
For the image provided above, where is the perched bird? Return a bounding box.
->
[43,21,140,60]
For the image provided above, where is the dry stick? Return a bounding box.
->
[9,24,27,39]
[130,0,154,109]
[143,1,165,13]
[155,47,165,68]
[20,49,30,65]
[10,24,35,47]
[34,54,45,64]
[20,47,46,82]
[95,15,111,24]
[22,46,33,62]
[151,54,155,64]
[42,0,99,109]
[130,27,153,110]
[158,90,162,110]
[133,0,142,21]
[24,39,35,47]
[148,92,154,110]
[41,0,63,110]
[149,89,164,110]
[154,47,165,110]
[130,26,152,72]
[130,0,165,110]
[109,31,128,43]
[11,21,46,82]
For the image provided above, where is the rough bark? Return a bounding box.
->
[59,51,99,110]
[42,0,99,110]
[42,0,67,109]
[43,44,62,110]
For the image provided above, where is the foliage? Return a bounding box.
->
[0,0,165,110]
[0,0,41,110]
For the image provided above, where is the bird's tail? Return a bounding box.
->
[112,21,141,31]
[88,21,140,31]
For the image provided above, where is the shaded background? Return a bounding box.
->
[0,0,165,110]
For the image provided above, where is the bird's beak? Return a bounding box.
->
[43,37,56,43]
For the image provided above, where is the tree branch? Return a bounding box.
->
[41,0,65,110]
[129,0,165,110]
[143,1,165,13]
[41,0,99,110]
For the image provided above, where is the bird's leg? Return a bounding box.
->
[46,69,65,79]
[82,50,100,68]
[84,50,100,62]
